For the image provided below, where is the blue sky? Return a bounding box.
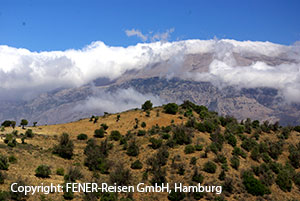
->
[0,0,299,51]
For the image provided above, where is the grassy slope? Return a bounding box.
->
[0,107,299,201]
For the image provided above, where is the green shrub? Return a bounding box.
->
[64,166,83,182]
[163,103,178,115]
[262,153,272,163]
[192,168,204,183]
[142,100,153,111]
[242,171,270,196]
[149,138,162,149]
[0,155,9,170]
[194,144,203,151]
[232,147,247,158]
[110,130,121,141]
[203,161,217,173]
[8,155,17,164]
[218,170,226,181]
[77,133,88,140]
[184,144,195,154]
[9,179,29,200]
[241,138,257,152]
[53,133,74,159]
[0,171,5,184]
[168,189,185,201]
[110,163,132,186]
[294,125,300,132]
[225,133,237,147]
[172,126,192,145]
[25,129,34,138]
[162,133,170,139]
[250,146,260,161]
[137,130,146,136]
[56,168,64,176]
[35,165,51,178]
[101,123,108,130]
[127,140,139,156]
[131,160,143,169]
[288,144,300,168]
[293,172,300,187]
[190,157,197,165]
[141,122,146,128]
[94,128,105,138]
[276,170,292,192]
[230,156,240,170]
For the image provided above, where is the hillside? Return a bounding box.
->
[0,101,299,201]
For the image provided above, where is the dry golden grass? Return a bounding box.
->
[0,107,299,201]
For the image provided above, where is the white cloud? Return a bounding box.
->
[125,28,175,42]
[125,29,148,41]
[0,38,299,104]
[74,88,165,114]
[151,28,175,42]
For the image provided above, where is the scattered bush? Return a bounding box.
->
[56,168,64,176]
[190,157,197,165]
[94,128,105,138]
[53,133,74,159]
[137,130,146,136]
[110,130,121,141]
[141,122,146,128]
[8,155,17,164]
[230,156,240,170]
[276,169,292,192]
[0,155,9,170]
[25,129,34,138]
[149,138,162,149]
[192,168,204,183]
[20,119,28,129]
[203,161,217,173]
[194,144,203,151]
[184,144,195,154]
[77,133,88,140]
[35,165,51,178]
[241,138,257,152]
[9,179,29,200]
[131,160,143,169]
[127,140,139,156]
[242,171,270,196]
[163,103,178,115]
[168,189,185,201]
[232,147,247,158]
[64,166,83,182]
[0,171,5,184]
[171,125,192,145]
[225,133,237,147]
[110,163,132,186]
[101,123,109,130]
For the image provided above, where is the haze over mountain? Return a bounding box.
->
[0,39,299,125]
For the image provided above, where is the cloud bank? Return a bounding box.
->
[0,39,299,104]
[74,88,165,114]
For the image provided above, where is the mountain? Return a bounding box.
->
[0,39,299,126]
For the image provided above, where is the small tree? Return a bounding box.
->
[163,103,178,115]
[11,121,16,129]
[142,100,153,111]
[203,161,217,173]
[20,119,28,129]
[33,122,37,127]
